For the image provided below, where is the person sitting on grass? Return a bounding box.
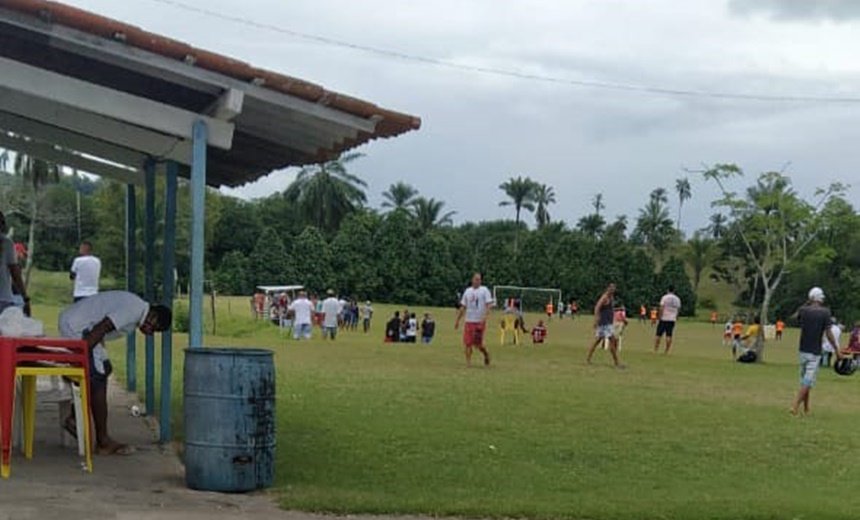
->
[741,316,763,357]
[839,322,860,357]
[58,291,172,455]
[531,320,547,345]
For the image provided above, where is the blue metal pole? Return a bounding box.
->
[144,160,156,414]
[125,184,137,392]
[189,120,208,349]
[160,161,178,442]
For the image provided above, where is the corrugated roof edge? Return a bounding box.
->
[0,0,422,141]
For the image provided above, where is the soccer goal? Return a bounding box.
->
[493,285,563,313]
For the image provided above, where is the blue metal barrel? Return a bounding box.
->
[183,348,276,492]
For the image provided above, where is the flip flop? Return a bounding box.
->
[98,444,136,456]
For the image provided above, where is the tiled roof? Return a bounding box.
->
[1,0,421,140]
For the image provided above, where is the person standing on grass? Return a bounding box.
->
[455,272,495,367]
[586,283,624,368]
[421,313,436,344]
[70,240,101,302]
[0,211,30,316]
[639,304,647,324]
[791,287,840,416]
[288,291,314,340]
[820,317,841,368]
[59,291,171,455]
[362,300,374,333]
[654,286,682,354]
[321,289,340,340]
[775,318,785,341]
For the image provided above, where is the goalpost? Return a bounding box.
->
[493,285,563,313]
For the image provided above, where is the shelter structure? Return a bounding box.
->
[0,0,420,441]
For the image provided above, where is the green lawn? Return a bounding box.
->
[26,277,860,520]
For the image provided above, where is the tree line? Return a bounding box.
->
[2,150,857,322]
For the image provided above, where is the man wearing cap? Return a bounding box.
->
[321,289,340,340]
[791,287,840,416]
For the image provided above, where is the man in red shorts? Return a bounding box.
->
[455,272,495,367]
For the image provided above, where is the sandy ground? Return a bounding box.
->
[1,380,433,520]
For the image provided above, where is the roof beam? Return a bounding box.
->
[0,86,193,165]
[0,9,378,134]
[0,111,147,168]
[206,88,244,122]
[0,132,143,185]
[0,56,234,150]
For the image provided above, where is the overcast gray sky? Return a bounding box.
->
[65,0,860,233]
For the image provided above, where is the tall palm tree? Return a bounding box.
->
[533,183,556,229]
[708,213,728,239]
[499,176,537,225]
[577,213,605,238]
[675,177,692,231]
[499,176,537,252]
[592,193,605,216]
[381,182,418,213]
[634,188,675,264]
[412,197,456,230]
[284,152,367,233]
[13,153,61,287]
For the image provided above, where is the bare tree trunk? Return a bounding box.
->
[753,286,774,363]
[24,197,36,290]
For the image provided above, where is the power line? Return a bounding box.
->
[147,0,860,104]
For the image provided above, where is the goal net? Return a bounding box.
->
[493,285,563,313]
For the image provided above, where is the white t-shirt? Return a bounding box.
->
[823,324,841,353]
[322,297,341,328]
[71,254,101,298]
[460,285,495,323]
[660,293,682,322]
[0,235,17,303]
[58,291,149,375]
[406,318,418,337]
[288,298,313,325]
[362,304,373,319]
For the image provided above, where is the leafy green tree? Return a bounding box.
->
[704,164,844,325]
[533,183,556,229]
[249,227,292,287]
[381,182,418,213]
[577,213,606,238]
[330,212,382,298]
[374,210,422,303]
[675,177,692,231]
[211,197,263,268]
[284,152,366,233]
[412,197,455,230]
[684,232,715,292]
[292,226,333,293]
[215,250,251,295]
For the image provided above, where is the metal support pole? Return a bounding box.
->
[160,161,178,442]
[189,120,208,349]
[125,184,137,392]
[144,160,156,414]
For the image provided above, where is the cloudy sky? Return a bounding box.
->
[64,0,860,232]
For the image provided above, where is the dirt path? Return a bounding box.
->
[0,380,438,520]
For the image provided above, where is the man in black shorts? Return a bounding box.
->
[654,286,681,354]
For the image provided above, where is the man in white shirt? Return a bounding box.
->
[288,291,314,340]
[0,211,30,315]
[654,286,682,354]
[455,273,495,367]
[58,291,172,455]
[322,290,341,340]
[362,300,374,333]
[70,240,101,302]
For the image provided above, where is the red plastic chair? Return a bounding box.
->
[0,337,89,478]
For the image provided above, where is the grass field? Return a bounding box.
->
[27,274,860,520]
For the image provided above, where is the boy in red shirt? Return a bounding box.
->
[531,320,547,345]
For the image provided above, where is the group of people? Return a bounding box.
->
[280,289,375,340]
[0,213,173,456]
[384,310,436,344]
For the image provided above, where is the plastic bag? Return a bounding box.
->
[0,306,44,337]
